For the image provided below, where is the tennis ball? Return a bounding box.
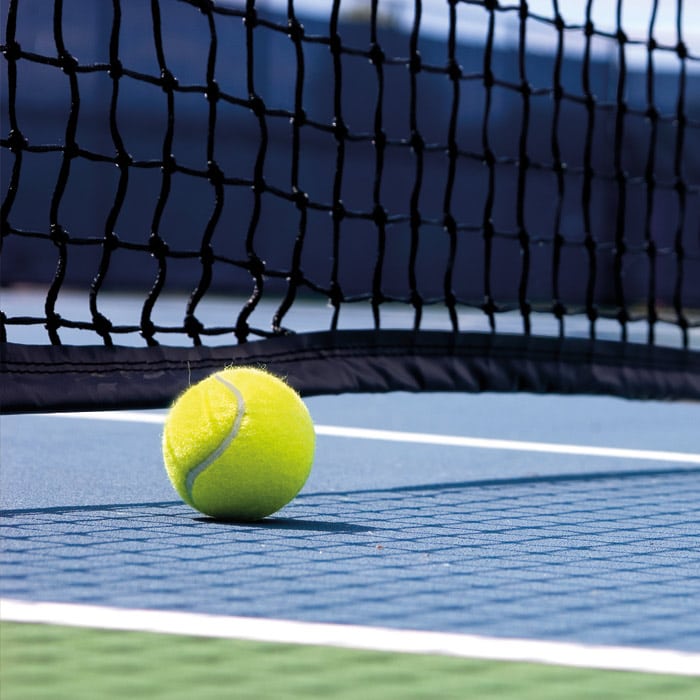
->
[162,367,315,521]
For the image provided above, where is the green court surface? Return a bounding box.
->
[2,622,698,700]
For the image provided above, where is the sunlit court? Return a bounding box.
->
[1,1,699,698]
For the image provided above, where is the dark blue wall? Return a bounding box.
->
[2,1,698,308]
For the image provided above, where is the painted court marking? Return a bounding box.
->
[53,412,700,465]
[2,598,698,676]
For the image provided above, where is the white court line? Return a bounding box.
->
[53,412,700,465]
[2,598,698,676]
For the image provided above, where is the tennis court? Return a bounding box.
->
[3,290,700,697]
[2,0,700,697]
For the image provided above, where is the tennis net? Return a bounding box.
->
[1,0,699,410]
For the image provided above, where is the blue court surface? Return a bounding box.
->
[3,382,700,656]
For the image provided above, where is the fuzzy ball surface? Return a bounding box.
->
[162,367,315,521]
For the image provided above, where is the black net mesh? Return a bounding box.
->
[1,1,699,408]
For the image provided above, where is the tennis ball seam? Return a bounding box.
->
[184,373,246,505]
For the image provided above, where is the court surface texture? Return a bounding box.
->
[3,377,700,696]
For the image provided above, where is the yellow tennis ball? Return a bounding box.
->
[162,367,315,521]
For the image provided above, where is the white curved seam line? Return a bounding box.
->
[184,375,245,500]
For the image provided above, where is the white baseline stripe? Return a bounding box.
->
[2,599,698,676]
[53,412,700,465]
[314,425,700,465]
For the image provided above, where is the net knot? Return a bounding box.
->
[292,108,307,126]
[552,301,567,319]
[64,140,80,160]
[373,205,388,226]
[288,267,305,286]
[676,42,688,59]
[244,5,258,27]
[249,95,266,116]
[104,232,120,252]
[329,33,342,56]
[7,129,28,152]
[50,223,69,244]
[148,235,169,256]
[410,131,424,153]
[160,69,178,92]
[207,161,224,185]
[206,80,220,103]
[369,43,385,66]
[200,245,215,265]
[447,59,462,81]
[59,52,78,75]
[482,297,498,316]
[92,312,113,337]
[410,290,423,309]
[332,201,346,222]
[193,0,214,13]
[235,318,250,343]
[409,52,422,74]
[3,40,22,61]
[252,174,266,193]
[247,255,266,278]
[329,281,344,306]
[109,59,124,80]
[287,17,304,41]
[293,188,308,210]
[333,117,348,141]
[162,154,177,174]
[116,150,133,169]
[411,208,421,230]
[140,318,157,344]
[45,312,62,335]
[184,314,204,338]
